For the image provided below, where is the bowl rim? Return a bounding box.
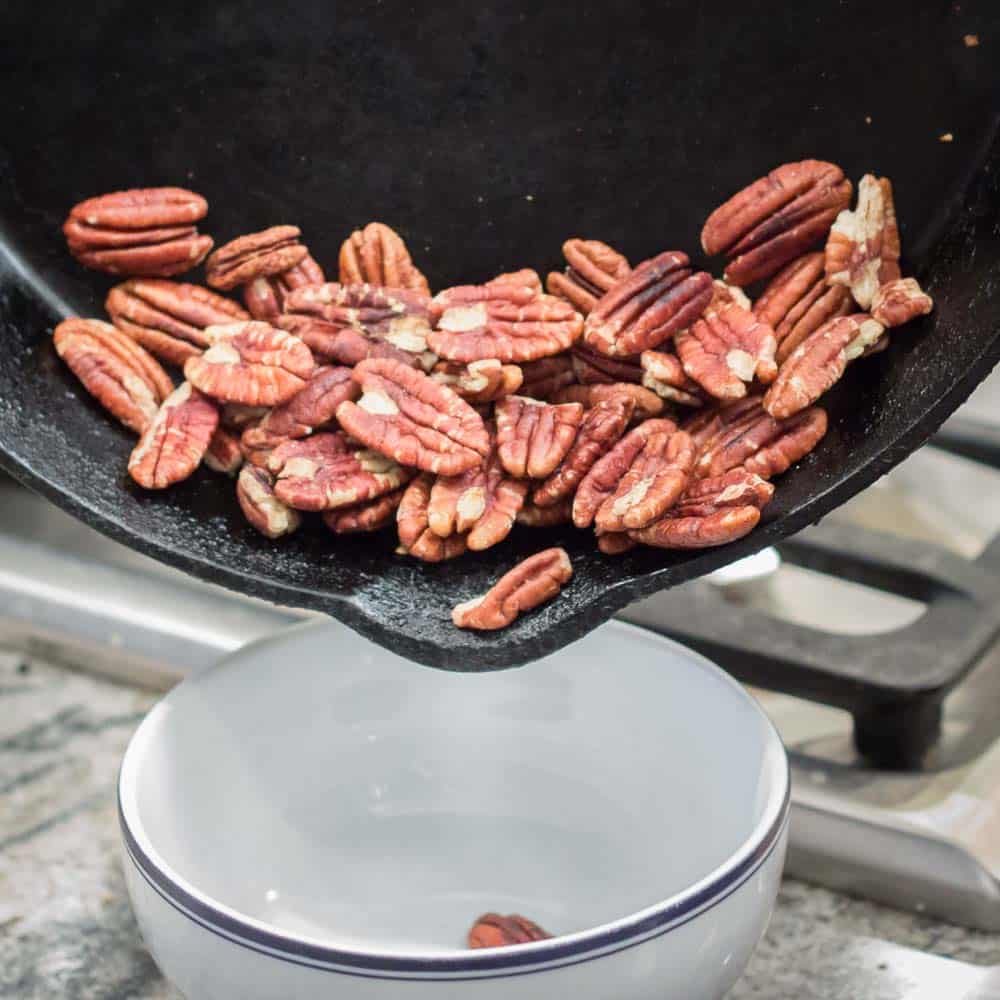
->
[118,619,790,981]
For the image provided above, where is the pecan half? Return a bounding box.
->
[550,383,664,422]
[694,398,828,480]
[468,914,552,949]
[752,253,855,365]
[532,397,634,507]
[640,350,706,407]
[429,281,583,363]
[870,277,934,328]
[205,225,309,291]
[267,432,411,512]
[281,283,435,369]
[682,397,764,450]
[517,500,573,526]
[572,418,678,528]
[546,238,631,315]
[675,304,778,400]
[452,547,573,630]
[429,447,528,550]
[128,382,219,489]
[763,313,884,419]
[583,251,713,357]
[243,254,325,323]
[595,428,695,532]
[429,359,523,404]
[63,187,212,277]
[338,222,430,295]
[184,321,315,406]
[701,160,852,285]
[337,358,490,475]
[203,426,244,476]
[518,355,577,400]
[236,465,301,538]
[397,474,469,561]
[241,365,358,451]
[571,342,643,385]
[53,318,173,434]
[322,486,407,534]
[631,468,773,548]
[105,279,250,366]
[495,396,584,479]
[825,175,901,309]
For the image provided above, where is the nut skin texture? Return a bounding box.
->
[764,313,884,419]
[467,914,553,949]
[203,426,244,476]
[184,321,316,407]
[532,397,634,508]
[397,474,469,562]
[546,238,631,315]
[63,187,212,277]
[518,355,577,400]
[701,160,852,286]
[243,254,326,323]
[595,429,696,533]
[583,251,714,357]
[128,383,220,489]
[53,318,173,434]
[337,358,490,476]
[241,365,358,452]
[551,383,665,422]
[495,396,585,479]
[105,279,251,366]
[675,304,778,401]
[572,418,678,528]
[711,280,752,311]
[571,342,644,385]
[429,359,524,404]
[281,283,434,370]
[205,226,309,292]
[236,465,301,538]
[452,547,573,630]
[490,268,543,296]
[639,350,706,407]
[267,431,411,512]
[631,468,774,549]
[870,277,934,328]
[825,175,901,309]
[517,500,573,526]
[322,486,407,534]
[694,398,828,480]
[338,222,430,296]
[429,281,583,363]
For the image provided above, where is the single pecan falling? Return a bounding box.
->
[452,547,573,630]
[241,365,358,452]
[675,304,778,400]
[763,313,884,419]
[825,174,901,309]
[338,221,430,295]
[571,342,644,385]
[631,468,774,549]
[204,225,309,292]
[244,254,325,323]
[105,279,251,366]
[546,238,631,315]
[701,160,852,285]
[640,351,706,407]
[583,251,713,357]
[203,426,244,476]
[128,382,219,489]
[429,359,524,404]
[236,465,301,538]
[323,486,408,534]
[397,474,469,561]
[495,396,584,479]
[518,355,577,400]
[467,913,553,949]
[870,277,934,328]
[63,187,212,277]
[53,318,174,434]
[532,397,634,508]
[184,321,316,406]
[551,383,665,422]
[337,358,490,475]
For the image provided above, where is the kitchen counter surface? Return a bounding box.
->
[4,651,1000,1000]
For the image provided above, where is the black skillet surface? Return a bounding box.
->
[1,1,999,670]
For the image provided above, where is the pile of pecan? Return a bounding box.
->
[54,163,933,630]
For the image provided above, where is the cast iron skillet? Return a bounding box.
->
[1,1,998,669]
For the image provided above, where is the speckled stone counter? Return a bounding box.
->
[3,651,1000,1000]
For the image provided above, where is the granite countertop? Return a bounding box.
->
[3,651,1000,1000]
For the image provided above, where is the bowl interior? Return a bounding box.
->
[121,620,786,954]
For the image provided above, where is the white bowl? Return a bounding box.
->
[119,619,788,1000]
